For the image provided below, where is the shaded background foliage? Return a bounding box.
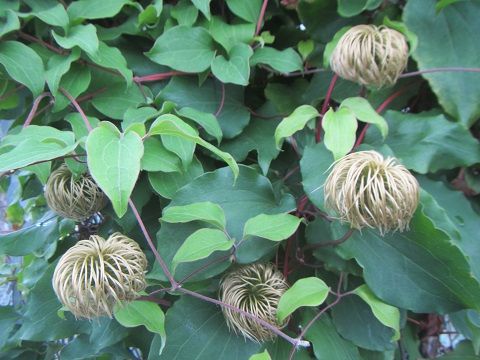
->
[0,0,480,359]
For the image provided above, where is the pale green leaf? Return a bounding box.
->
[162,202,226,229]
[353,284,401,341]
[86,122,144,217]
[141,137,181,173]
[322,107,357,160]
[86,41,132,84]
[340,97,388,139]
[277,277,330,323]
[172,228,234,270]
[191,0,211,19]
[225,0,261,23]
[249,350,272,360]
[209,16,255,52]
[68,0,131,20]
[243,213,302,241]
[251,47,303,74]
[274,105,319,148]
[52,24,99,56]
[146,26,215,73]
[176,107,223,144]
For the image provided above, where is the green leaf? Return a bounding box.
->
[300,310,361,360]
[31,3,69,27]
[0,307,20,349]
[161,133,195,168]
[172,228,234,270]
[148,157,203,199]
[154,296,261,359]
[298,39,314,60]
[176,107,223,144]
[161,77,250,138]
[114,300,166,352]
[249,350,272,360]
[86,41,132,84]
[337,0,382,17]
[323,26,350,68]
[353,284,400,341]
[142,137,181,173]
[243,213,302,241]
[86,122,144,217]
[171,1,198,26]
[211,43,253,86]
[0,9,19,37]
[0,41,45,97]
[150,166,295,281]
[377,111,480,174]
[322,107,358,160]
[52,63,91,112]
[277,277,330,323]
[274,105,319,148]
[331,294,396,351]
[251,47,304,73]
[209,16,255,52]
[138,2,162,26]
[191,0,211,19]
[336,210,480,313]
[45,50,81,96]
[0,127,77,173]
[123,106,160,130]
[91,83,144,119]
[403,0,480,126]
[0,214,59,256]
[52,24,99,56]
[149,114,239,179]
[340,97,388,139]
[436,0,469,12]
[146,26,215,73]
[225,0,261,23]
[162,202,226,229]
[67,0,131,20]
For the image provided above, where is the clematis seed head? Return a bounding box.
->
[52,233,147,319]
[219,263,289,343]
[44,164,105,221]
[330,25,409,88]
[324,151,419,234]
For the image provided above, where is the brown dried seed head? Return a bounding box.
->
[330,25,409,88]
[219,263,289,343]
[324,151,419,234]
[44,164,105,221]
[52,233,148,319]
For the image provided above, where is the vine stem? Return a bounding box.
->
[315,74,338,142]
[133,71,184,83]
[255,0,269,36]
[23,92,51,128]
[288,274,354,360]
[128,199,179,289]
[399,67,480,78]
[178,287,310,348]
[215,82,226,116]
[60,88,93,132]
[302,228,354,251]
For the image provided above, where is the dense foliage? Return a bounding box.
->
[0,0,480,359]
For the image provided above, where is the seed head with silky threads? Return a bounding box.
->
[52,233,147,319]
[324,151,419,235]
[44,164,105,221]
[330,25,409,88]
[219,263,289,343]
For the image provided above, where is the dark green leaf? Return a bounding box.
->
[403,0,480,126]
[52,63,91,112]
[45,50,81,96]
[0,9,19,37]
[209,16,255,52]
[91,83,144,119]
[67,0,131,20]
[171,1,198,26]
[225,0,261,23]
[156,296,261,359]
[86,42,132,84]
[191,0,211,19]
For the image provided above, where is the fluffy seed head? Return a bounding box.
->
[44,164,105,221]
[219,263,289,343]
[330,25,408,88]
[52,233,147,319]
[324,151,419,234]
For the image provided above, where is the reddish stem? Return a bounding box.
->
[133,71,185,83]
[255,0,269,36]
[354,82,417,148]
[283,236,293,278]
[60,88,93,132]
[215,82,226,117]
[315,74,338,142]
[0,85,24,101]
[18,31,64,55]
[23,92,51,128]
[129,199,179,289]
